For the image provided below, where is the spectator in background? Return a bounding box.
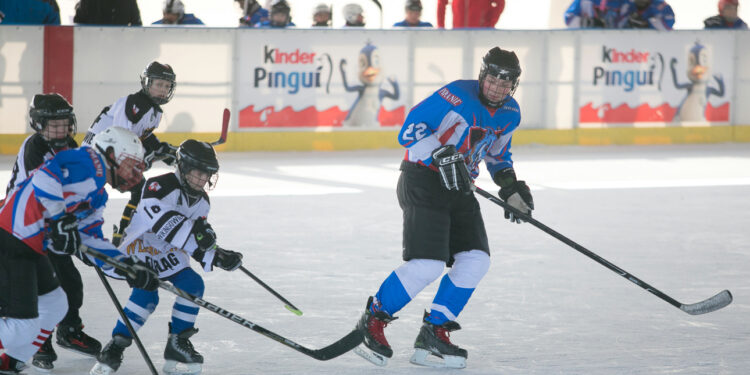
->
[704,0,748,29]
[236,0,268,27]
[394,0,433,27]
[153,0,204,25]
[618,0,674,30]
[256,0,294,27]
[437,0,505,29]
[73,0,141,25]
[565,0,626,28]
[312,3,331,27]
[343,3,365,27]
[0,0,60,24]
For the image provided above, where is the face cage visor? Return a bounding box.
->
[179,162,219,194]
[112,155,146,192]
[479,63,520,108]
[38,114,77,149]
[142,76,176,105]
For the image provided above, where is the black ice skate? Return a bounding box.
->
[409,311,468,369]
[89,334,132,375]
[353,296,398,367]
[56,323,102,357]
[163,324,203,375]
[0,353,27,374]
[32,336,58,372]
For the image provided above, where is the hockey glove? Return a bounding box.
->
[192,217,217,251]
[431,145,472,192]
[494,168,534,224]
[213,248,243,271]
[144,142,176,169]
[118,257,160,291]
[50,214,81,256]
[627,12,649,28]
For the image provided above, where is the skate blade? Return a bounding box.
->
[90,362,116,375]
[57,344,99,358]
[163,359,202,375]
[353,345,388,367]
[410,348,466,369]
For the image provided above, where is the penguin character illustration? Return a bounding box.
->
[339,42,399,127]
[670,41,725,122]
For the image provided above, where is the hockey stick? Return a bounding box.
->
[472,185,733,315]
[371,0,383,28]
[80,245,362,360]
[238,265,303,316]
[210,108,230,146]
[94,267,159,375]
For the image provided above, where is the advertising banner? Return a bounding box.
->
[236,31,409,129]
[578,32,733,126]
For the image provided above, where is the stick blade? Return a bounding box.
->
[212,108,230,146]
[680,290,733,315]
[310,329,363,361]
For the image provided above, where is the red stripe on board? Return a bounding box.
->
[43,26,74,104]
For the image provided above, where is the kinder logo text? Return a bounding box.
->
[592,45,659,92]
[255,45,323,94]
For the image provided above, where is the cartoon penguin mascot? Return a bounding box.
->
[340,42,399,127]
[670,41,725,122]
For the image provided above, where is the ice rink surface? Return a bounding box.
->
[1,143,749,375]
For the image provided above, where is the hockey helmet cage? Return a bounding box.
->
[29,93,77,149]
[140,61,176,105]
[478,47,521,108]
[163,0,185,15]
[343,3,364,24]
[92,127,145,192]
[177,139,219,193]
[405,0,423,11]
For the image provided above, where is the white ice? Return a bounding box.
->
[1,143,749,375]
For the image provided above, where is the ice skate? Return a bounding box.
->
[353,296,397,367]
[31,336,57,373]
[409,311,467,369]
[56,323,102,357]
[163,324,203,375]
[0,353,28,374]
[90,335,132,375]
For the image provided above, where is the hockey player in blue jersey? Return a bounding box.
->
[236,0,269,27]
[353,47,534,369]
[564,0,627,28]
[618,0,675,30]
[90,140,243,375]
[0,127,159,374]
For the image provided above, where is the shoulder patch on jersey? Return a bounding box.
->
[438,87,463,106]
[125,92,160,124]
[142,173,180,200]
[148,181,161,192]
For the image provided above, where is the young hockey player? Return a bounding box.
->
[3,93,103,372]
[90,140,243,375]
[82,61,178,247]
[0,127,159,374]
[354,47,533,369]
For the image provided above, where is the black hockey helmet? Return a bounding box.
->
[478,47,521,108]
[29,93,77,149]
[270,0,292,26]
[405,0,423,11]
[177,139,219,193]
[140,61,176,105]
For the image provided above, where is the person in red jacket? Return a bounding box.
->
[437,0,505,28]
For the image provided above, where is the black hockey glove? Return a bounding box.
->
[50,214,81,256]
[144,142,176,169]
[192,217,217,251]
[494,168,534,224]
[431,145,472,192]
[213,248,243,271]
[627,12,649,28]
[118,256,160,291]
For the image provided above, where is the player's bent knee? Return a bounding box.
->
[449,250,491,288]
[395,258,446,296]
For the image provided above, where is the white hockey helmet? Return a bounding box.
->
[92,127,145,192]
[163,0,185,15]
[342,3,363,24]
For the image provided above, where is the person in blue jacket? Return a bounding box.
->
[353,47,534,370]
[618,0,675,30]
[152,0,204,25]
[564,0,627,28]
[236,0,268,27]
[0,0,59,25]
[256,0,295,28]
[704,0,748,29]
[394,0,433,27]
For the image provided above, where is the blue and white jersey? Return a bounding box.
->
[618,0,675,30]
[0,147,122,267]
[398,79,521,179]
[239,8,269,27]
[564,0,626,28]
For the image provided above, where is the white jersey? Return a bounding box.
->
[120,172,215,278]
[82,91,163,146]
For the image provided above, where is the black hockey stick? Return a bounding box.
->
[472,185,732,315]
[94,268,158,375]
[80,245,362,360]
[238,265,303,316]
[371,0,383,28]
